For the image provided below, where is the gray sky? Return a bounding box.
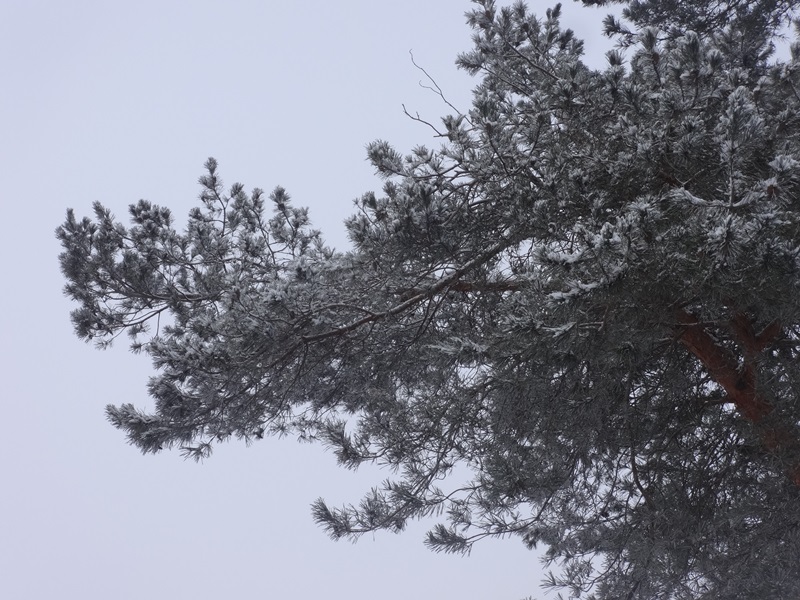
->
[1,2,615,598]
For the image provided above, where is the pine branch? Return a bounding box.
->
[677,308,800,484]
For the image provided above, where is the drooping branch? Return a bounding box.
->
[301,238,517,344]
[392,279,521,300]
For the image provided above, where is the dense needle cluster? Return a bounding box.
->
[59,1,800,598]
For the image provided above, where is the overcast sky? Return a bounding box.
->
[1,2,616,598]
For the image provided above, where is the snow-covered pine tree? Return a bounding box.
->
[58,0,800,597]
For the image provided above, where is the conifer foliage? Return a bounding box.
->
[59,0,800,597]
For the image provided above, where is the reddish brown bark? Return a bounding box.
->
[676,308,800,485]
[676,309,772,422]
[393,280,800,482]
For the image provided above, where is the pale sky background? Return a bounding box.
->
[1,2,617,598]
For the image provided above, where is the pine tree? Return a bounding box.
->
[58,1,800,597]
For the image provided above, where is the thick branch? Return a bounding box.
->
[730,312,782,355]
[676,309,770,422]
[677,308,800,484]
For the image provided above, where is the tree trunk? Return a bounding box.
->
[676,308,800,484]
